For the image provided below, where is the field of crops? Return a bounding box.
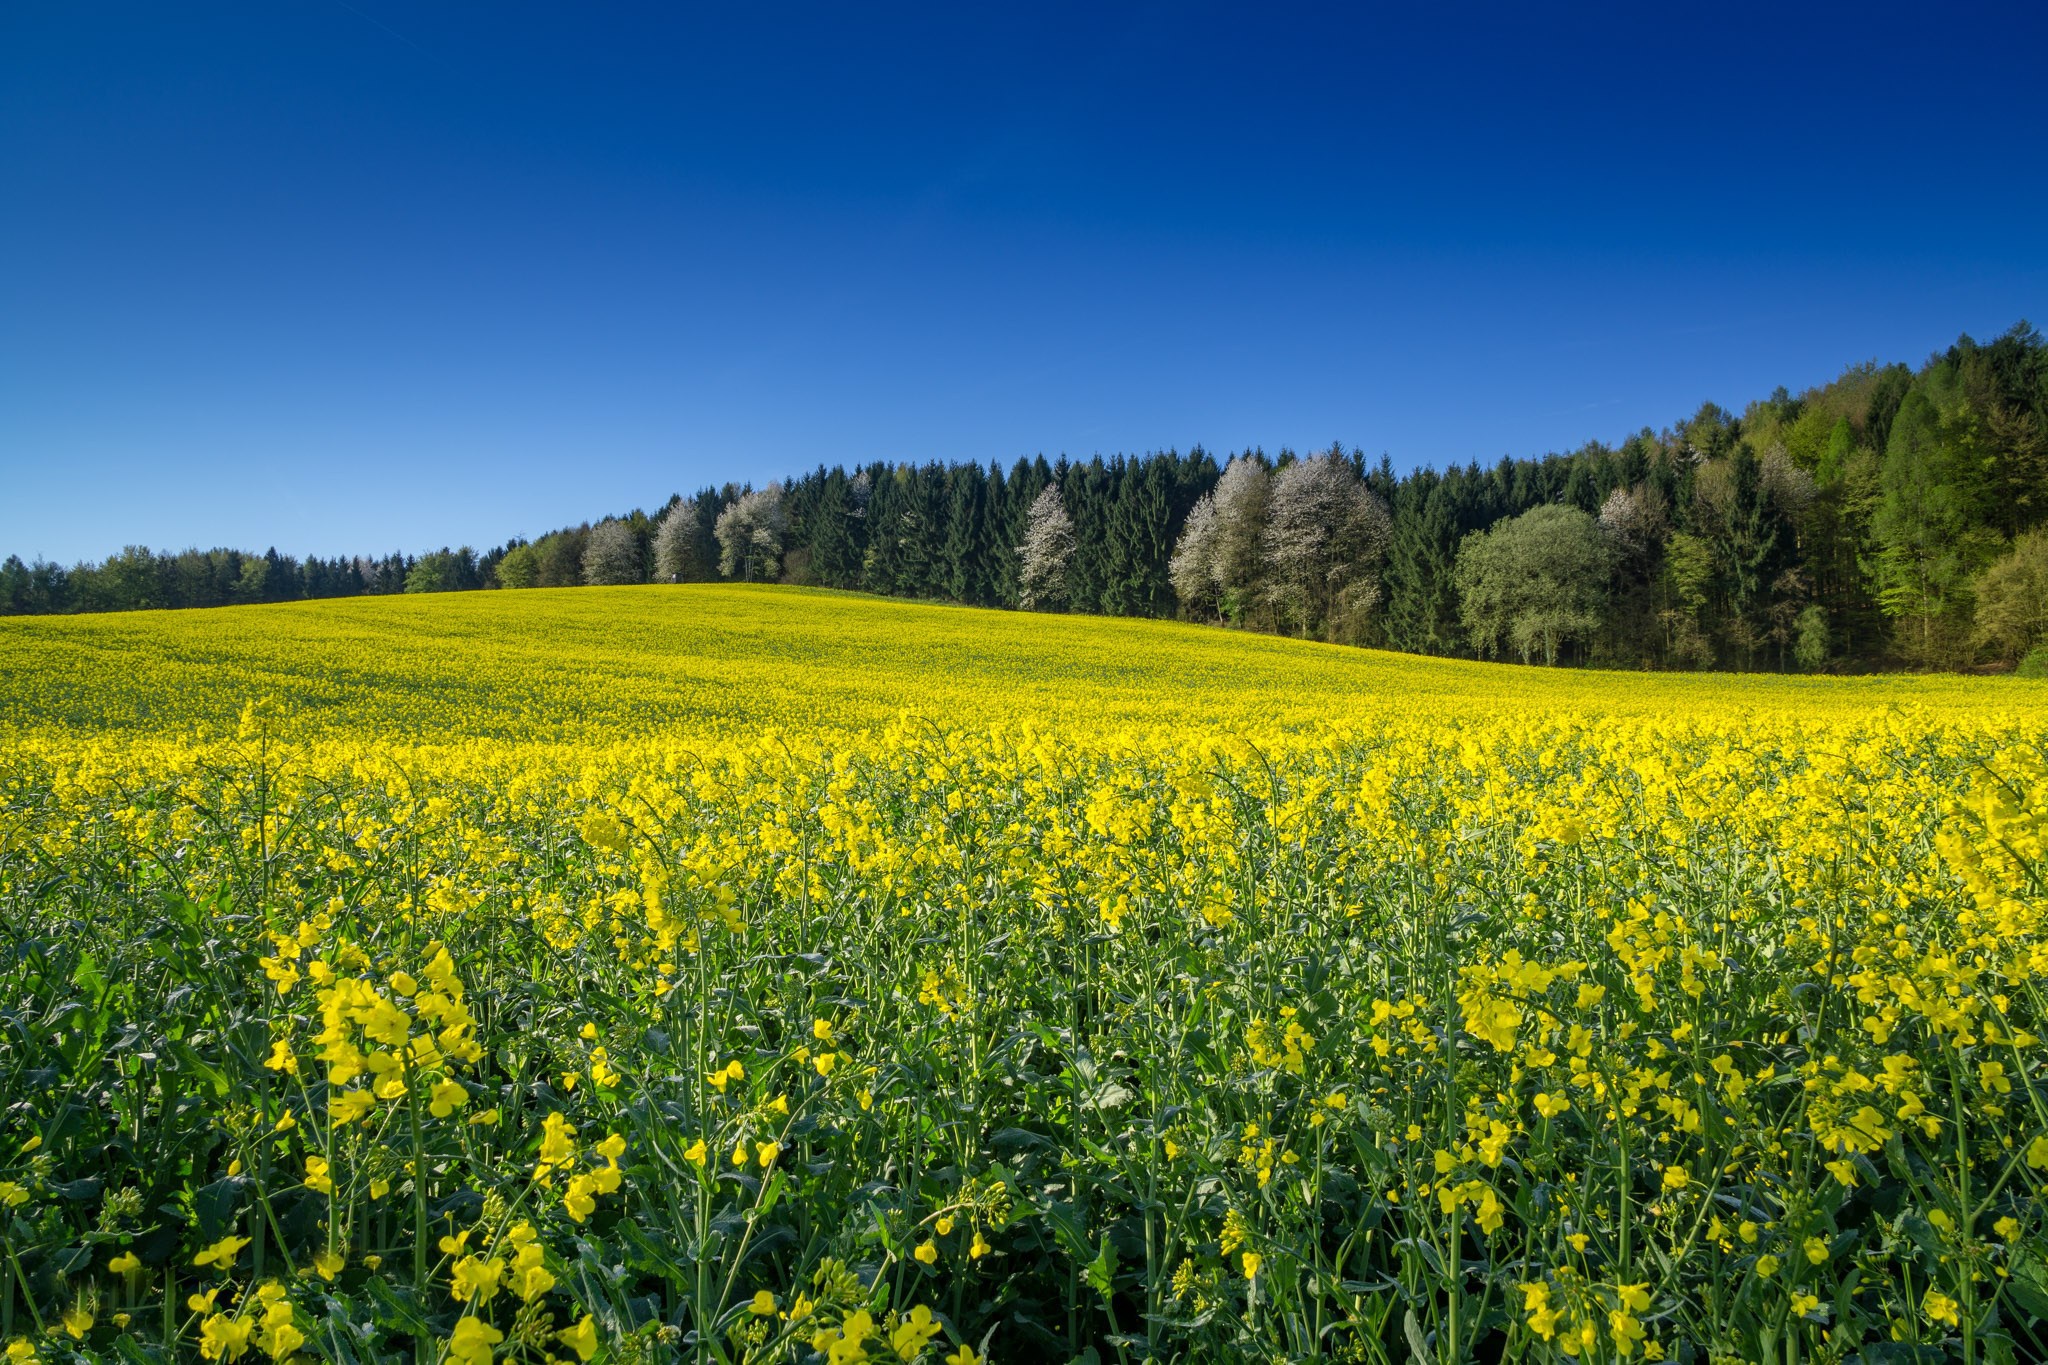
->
[2,585,2045,1365]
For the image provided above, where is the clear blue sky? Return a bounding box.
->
[3,2,2044,563]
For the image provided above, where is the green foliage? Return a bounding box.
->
[494,542,540,589]
[403,547,481,594]
[1455,504,1611,665]
[1973,530,2048,664]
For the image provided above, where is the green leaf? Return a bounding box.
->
[1084,1233,1117,1301]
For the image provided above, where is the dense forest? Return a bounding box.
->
[8,324,2046,673]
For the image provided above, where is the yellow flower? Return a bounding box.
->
[1534,1092,1570,1119]
[193,1233,251,1270]
[6,1339,39,1365]
[1660,1165,1689,1192]
[313,1250,345,1281]
[450,1254,504,1305]
[946,1349,979,1365]
[1608,1308,1646,1357]
[0,1184,28,1209]
[512,1252,556,1304]
[564,1174,599,1223]
[1521,1281,1560,1340]
[304,1155,333,1195]
[1241,1251,1263,1280]
[447,1315,504,1365]
[1923,1289,1960,1328]
[199,1313,255,1361]
[750,1290,777,1316]
[1755,1254,1779,1278]
[756,1140,781,1168]
[684,1138,708,1167]
[330,1089,376,1125]
[1803,1235,1829,1265]
[430,1080,469,1118]
[109,1251,142,1278]
[556,1314,599,1362]
[891,1304,941,1358]
[61,1308,92,1340]
[256,1299,304,1360]
[914,1241,938,1265]
[970,1230,991,1259]
[537,1112,576,1170]
[813,1018,835,1042]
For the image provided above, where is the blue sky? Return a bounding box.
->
[3,2,2044,563]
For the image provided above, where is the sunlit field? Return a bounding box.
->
[2,585,2044,1364]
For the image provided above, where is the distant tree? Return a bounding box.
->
[1209,456,1272,625]
[1455,504,1612,665]
[805,474,868,589]
[1261,450,1391,641]
[494,542,539,589]
[237,554,274,602]
[1167,492,1222,618]
[1061,460,1110,612]
[1973,529,2048,665]
[405,547,479,594]
[715,484,786,582]
[1381,471,1460,654]
[583,519,644,586]
[1016,484,1075,610]
[652,500,703,583]
[532,529,589,588]
[1871,378,2004,665]
[1658,532,1716,668]
[1599,482,1668,557]
[993,458,1049,606]
[942,464,998,606]
[1793,604,1831,671]
[1597,481,1670,665]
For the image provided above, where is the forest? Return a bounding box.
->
[7,323,2045,673]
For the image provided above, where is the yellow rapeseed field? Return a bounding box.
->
[1,585,2043,1365]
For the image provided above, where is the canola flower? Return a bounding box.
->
[0,585,2045,1363]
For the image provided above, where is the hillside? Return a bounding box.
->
[1,584,2036,746]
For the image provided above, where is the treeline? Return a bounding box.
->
[0,546,443,614]
[9,324,2046,672]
